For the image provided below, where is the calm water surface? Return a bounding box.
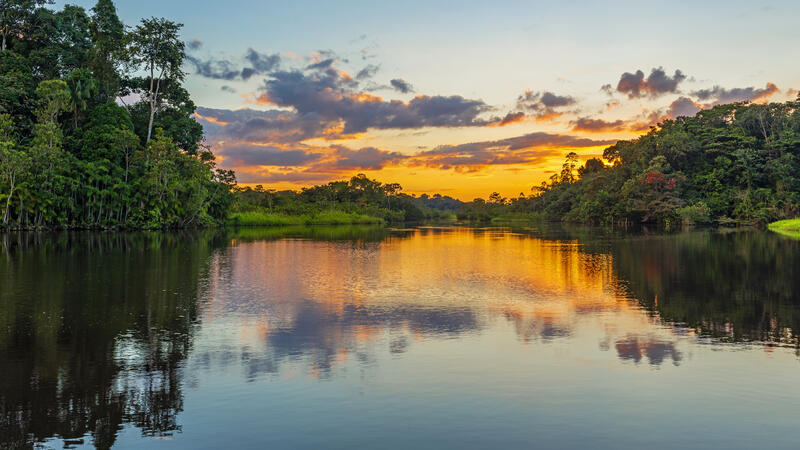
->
[1,225,799,449]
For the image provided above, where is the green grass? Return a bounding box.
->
[229,210,384,227]
[768,219,800,239]
[489,211,545,224]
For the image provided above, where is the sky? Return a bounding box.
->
[57,0,800,199]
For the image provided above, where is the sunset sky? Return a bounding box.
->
[59,0,800,199]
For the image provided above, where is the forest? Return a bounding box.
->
[232,174,460,226]
[459,100,800,227]
[0,0,235,230]
[237,100,800,228]
[3,3,799,230]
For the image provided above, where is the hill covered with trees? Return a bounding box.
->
[460,100,800,227]
[0,0,235,229]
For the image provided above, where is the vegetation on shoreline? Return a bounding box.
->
[768,219,800,239]
[233,174,457,225]
[230,210,383,226]
[457,100,800,227]
[0,0,235,230]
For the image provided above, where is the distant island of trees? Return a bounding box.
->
[2,2,798,230]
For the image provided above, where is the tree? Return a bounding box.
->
[35,79,70,124]
[127,18,185,143]
[560,152,579,183]
[89,0,125,101]
[0,113,29,225]
[0,0,51,52]
[66,68,98,127]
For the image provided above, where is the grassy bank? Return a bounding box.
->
[229,210,384,227]
[768,219,800,239]
[489,212,545,224]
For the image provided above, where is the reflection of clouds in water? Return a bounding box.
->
[192,301,482,379]
[613,334,683,366]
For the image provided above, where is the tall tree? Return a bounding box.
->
[0,0,51,52]
[89,0,124,101]
[0,113,29,225]
[66,68,97,127]
[127,18,185,143]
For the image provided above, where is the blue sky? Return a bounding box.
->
[55,0,800,197]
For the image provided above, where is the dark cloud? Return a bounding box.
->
[307,58,335,70]
[493,112,526,127]
[196,107,330,144]
[571,117,627,132]
[666,96,702,119]
[221,85,237,93]
[691,82,779,105]
[187,38,202,50]
[258,67,495,134]
[186,55,242,81]
[243,48,281,78]
[390,78,414,94]
[329,145,406,170]
[187,48,281,81]
[234,170,335,184]
[410,132,615,170]
[615,67,687,98]
[220,144,321,167]
[515,90,576,119]
[356,64,380,80]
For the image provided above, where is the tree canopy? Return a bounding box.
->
[0,0,235,229]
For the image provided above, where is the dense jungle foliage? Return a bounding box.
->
[0,0,235,229]
[233,174,463,225]
[460,100,800,226]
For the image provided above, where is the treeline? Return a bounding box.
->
[461,100,800,226]
[234,174,461,224]
[0,0,235,229]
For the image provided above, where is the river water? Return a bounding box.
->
[1,225,799,449]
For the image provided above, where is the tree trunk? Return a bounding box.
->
[3,179,13,226]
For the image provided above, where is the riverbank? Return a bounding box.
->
[768,219,800,239]
[228,211,384,226]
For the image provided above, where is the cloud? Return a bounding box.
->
[220,144,322,167]
[409,132,615,171]
[691,82,779,105]
[196,107,331,144]
[329,145,406,170]
[244,48,281,72]
[256,66,496,134]
[221,85,237,93]
[187,38,202,50]
[185,55,242,81]
[615,67,687,98]
[666,96,703,119]
[390,78,414,94]
[515,90,576,120]
[356,64,380,80]
[491,112,526,127]
[571,117,627,133]
[307,58,335,70]
[186,48,281,81]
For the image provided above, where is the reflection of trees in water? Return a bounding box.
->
[611,231,800,346]
[531,224,800,347]
[0,231,226,449]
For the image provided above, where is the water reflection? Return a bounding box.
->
[1,226,799,448]
[0,232,226,448]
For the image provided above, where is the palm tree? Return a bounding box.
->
[66,69,98,128]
